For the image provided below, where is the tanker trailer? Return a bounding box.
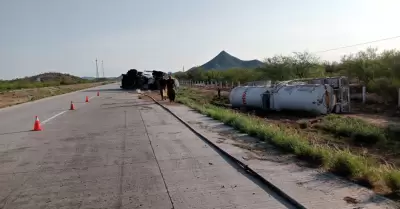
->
[229,86,271,109]
[173,77,180,89]
[229,84,336,115]
[270,84,336,115]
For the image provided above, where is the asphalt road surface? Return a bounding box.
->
[0,84,295,209]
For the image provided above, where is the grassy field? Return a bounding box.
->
[0,72,115,92]
[0,82,109,108]
[176,87,400,199]
[0,72,117,108]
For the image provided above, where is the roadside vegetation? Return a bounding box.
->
[174,47,400,104]
[172,47,400,197]
[0,72,111,92]
[0,82,109,108]
[176,87,400,199]
[0,72,116,108]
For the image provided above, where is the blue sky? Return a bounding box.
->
[1,0,400,79]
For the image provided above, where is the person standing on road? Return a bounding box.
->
[166,75,176,102]
[162,79,168,100]
[158,78,167,100]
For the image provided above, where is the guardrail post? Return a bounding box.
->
[362,86,366,104]
[398,88,400,107]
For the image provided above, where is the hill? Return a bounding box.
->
[24,72,86,83]
[0,72,92,91]
[196,51,264,71]
[81,76,96,80]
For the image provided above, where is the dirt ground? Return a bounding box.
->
[137,91,182,107]
[348,103,400,127]
[0,83,105,108]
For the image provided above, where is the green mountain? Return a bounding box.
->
[196,50,264,71]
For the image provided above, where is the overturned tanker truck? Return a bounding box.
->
[120,69,169,90]
[229,76,351,115]
[120,69,145,89]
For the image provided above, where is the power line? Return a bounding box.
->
[313,35,400,54]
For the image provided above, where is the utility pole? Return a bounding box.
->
[182,66,185,72]
[101,60,105,78]
[95,58,99,79]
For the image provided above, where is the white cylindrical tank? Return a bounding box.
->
[173,78,180,88]
[229,86,270,109]
[270,84,336,115]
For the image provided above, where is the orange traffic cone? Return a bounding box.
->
[70,101,75,110]
[85,96,89,103]
[97,91,99,96]
[33,116,42,131]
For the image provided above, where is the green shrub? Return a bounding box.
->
[316,114,385,146]
[387,124,400,141]
[385,170,400,192]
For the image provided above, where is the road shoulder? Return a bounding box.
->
[164,103,398,209]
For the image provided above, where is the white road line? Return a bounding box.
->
[40,95,97,125]
[41,111,67,124]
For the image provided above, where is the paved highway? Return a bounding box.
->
[0,84,295,209]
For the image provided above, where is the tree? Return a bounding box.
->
[186,67,206,81]
[292,51,324,78]
[173,71,188,80]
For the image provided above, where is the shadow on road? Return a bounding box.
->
[82,88,136,93]
[72,102,89,104]
[101,101,155,109]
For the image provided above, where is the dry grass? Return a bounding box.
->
[0,82,106,108]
